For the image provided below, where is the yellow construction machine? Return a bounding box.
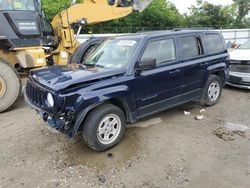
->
[0,0,153,112]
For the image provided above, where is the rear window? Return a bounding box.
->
[206,34,225,54]
[179,36,204,60]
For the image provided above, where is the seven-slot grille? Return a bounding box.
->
[26,80,48,108]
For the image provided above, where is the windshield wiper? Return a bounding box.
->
[83,63,95,67]
[83,63,105,68]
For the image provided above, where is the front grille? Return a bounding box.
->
[26,80,48,108]
[229,64,250,73]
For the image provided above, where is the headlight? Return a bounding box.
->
[47,93,54,107]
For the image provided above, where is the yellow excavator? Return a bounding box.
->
[0,0,153,112]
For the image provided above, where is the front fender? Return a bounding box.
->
[70,101,104,138]
[83,85,129,101]
[70,85,133,137]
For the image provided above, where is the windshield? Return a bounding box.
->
[84,39,139,69]
[0,0,35,10]
[239,40,250,49]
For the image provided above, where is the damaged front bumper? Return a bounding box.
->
[39,111,69,129]
[37,110,76,136]
[24,90,76,136]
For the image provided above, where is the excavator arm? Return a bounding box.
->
[53,0,133,27]
[0,0,153,113]
[50,0,153,65]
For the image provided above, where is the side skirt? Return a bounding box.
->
[137,89,202,120]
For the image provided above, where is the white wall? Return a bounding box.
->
[77,33,125,43]
[217,29,250,45]
[78,29,250,45]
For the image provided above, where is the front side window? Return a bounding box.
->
[141,39,176,65]
[84,39,139,69]
[0,0,35,10]
[206,34,224,54]
[179,36,204,60]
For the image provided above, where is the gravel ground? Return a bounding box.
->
[0,86,250,188]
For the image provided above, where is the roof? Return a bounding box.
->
[114,30,220,40]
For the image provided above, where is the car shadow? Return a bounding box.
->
[224,85,250,93]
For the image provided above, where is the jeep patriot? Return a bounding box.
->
[25,30,229,151]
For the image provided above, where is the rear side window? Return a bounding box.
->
[141,39,176,65]
[179,36,204,60]
[206,34,224,54]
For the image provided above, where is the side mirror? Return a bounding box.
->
[136,58,156,72]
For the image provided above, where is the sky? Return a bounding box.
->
[170,0,234,14]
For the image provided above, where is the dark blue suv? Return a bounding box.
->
[25,30,228,151]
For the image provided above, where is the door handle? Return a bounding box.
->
[200,62,208,67]
[169,69,181,74]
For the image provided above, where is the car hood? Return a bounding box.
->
[229,49,250,61]
[30,64,127,91]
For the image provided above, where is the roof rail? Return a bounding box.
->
[172,27,215,31]
[136,30,171,33]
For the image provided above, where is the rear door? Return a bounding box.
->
[177,34,207,97]
[204,33,228,81]
[134,37,183,117]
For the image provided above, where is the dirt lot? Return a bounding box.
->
[0,86,250,188]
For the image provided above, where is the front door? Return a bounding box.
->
[134,37,183,117]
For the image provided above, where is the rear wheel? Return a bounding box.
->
[200,75,222,106]
[83,104,126,151]
[0,59,21,112]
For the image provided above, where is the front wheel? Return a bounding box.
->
[83,104,126,151]
[200,75,222,106]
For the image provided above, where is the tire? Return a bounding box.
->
[69,37,105,64]
[83,104,126,152]
[0,59,21,112]
[200,75,222,106]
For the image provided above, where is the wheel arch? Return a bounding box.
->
[108,97,133,122]
[71,97,134,138]
[0,50,19,68]
[212,71,226,85]
[207,62,227,85]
